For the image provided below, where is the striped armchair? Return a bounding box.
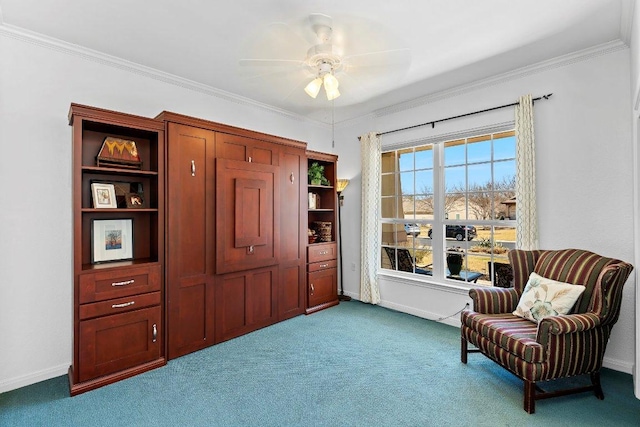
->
[460,249,633,413]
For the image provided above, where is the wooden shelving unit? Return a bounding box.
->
[68,104,166,395]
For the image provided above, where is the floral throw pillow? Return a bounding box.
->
[513,272,586,322]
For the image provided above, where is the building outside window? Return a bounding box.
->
[380,130,516,287]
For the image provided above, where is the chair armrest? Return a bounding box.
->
[536,313,601,344]
[468,287,520,314]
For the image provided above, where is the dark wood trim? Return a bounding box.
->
[69,103,164,130]
[156,111,307,150]
[68,359,166,396]
[306,150,338,163]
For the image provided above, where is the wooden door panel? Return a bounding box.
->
[216,159,279,274]
[279,265,304,319]
[166,123,216,359]
[216,266,277,342]
[219,274,247,334]
[281,151,303,261]
[247,269,275,324]
[308,268,337,308]
[217,133,278,165]
[78,306,161,382]
[234,178,268,248]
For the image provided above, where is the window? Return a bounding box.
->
[380,130,516,287]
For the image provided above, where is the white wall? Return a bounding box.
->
[628,0,640,400]
[334,44,637,374]
[0,29,332,393]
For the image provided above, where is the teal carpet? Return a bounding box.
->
[1,301,639,426]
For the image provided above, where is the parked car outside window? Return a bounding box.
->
[404,223,421,237]
[428,225,477,241]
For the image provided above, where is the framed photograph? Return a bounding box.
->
[125,192,145,208]
[91,219,134,263]
[91,183,117,208]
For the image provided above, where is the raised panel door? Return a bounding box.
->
[279,148,306,320]
[166,123,216,359]
[307,268,338,311]
[78,306,161,382]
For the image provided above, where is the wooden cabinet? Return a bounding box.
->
[306,151,339,313]
[69,104,165,395]
[158,112,308,355]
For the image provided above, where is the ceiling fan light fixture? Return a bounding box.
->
[304,77,323,98]
[322,72,340,100]
[325,85,340,101]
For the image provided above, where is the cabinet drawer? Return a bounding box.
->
[307,243,337,263]
[79,291,161,320]
[308,259,337,272]
[78,305,162,382]
[79,264,161,304]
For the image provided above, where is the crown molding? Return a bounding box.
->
[620,0,635,45]
[0,23,309,122]
[373,39,629,118]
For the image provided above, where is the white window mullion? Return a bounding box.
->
[432,142,445,279]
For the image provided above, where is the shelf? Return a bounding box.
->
[81,208,158,213]
[309,209,334,212]
[81,258,159,272]
[308,184,334,190]
[82,166,158,177]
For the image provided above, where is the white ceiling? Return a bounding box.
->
[0,0,630,123]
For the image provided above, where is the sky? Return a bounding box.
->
[396,134,516,195]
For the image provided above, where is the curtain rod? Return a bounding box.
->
[358,93,553,140]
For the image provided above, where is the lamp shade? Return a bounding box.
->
[323,73,340,100]
[304,77,323,98]
[336,179,349,193]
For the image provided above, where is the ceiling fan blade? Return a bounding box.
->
[239,21,308,65]
[343,48,412,69]
[239,59,305,67]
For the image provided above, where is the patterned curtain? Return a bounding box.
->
[515,94,539,250]
[360,132,382,304]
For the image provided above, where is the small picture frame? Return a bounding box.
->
[125,192,145,208]
[91,183,117,209]
[91,219,134,263]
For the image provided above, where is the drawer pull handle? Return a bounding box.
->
[319,251,328,255]
[111,279,135,287]
[111,301,135,309]
[191,160,196,176]
[320,263,329,268]
[152,324,157,343]
[290,172,295,183]
[248,156,252,163]
[310,283,315,295]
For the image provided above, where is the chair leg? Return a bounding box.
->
[524,380,535,414]
[591,372,604,400]
[461,337,467,364]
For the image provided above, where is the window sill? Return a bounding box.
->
[377,269,473,295]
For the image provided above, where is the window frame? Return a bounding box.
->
[379,126,517,288]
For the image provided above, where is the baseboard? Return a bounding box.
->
[0,364,69,393]
[378,300,461,328]
[603,357,634,375]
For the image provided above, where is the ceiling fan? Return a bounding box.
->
[238,13,411,103]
